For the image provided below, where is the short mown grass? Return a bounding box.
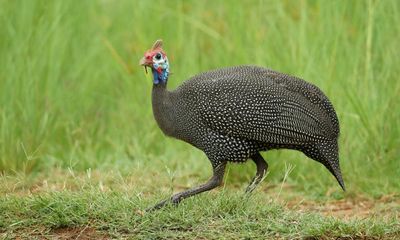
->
[1,0,399,238]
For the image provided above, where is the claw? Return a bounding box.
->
[145,199,172,212]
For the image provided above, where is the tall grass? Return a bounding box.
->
[0,0,399,196]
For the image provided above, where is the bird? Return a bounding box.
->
[139,40,345,210]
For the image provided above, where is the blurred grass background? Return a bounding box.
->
[0,0,399,197]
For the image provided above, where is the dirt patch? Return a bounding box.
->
[285,194,400,219]
[5,226,109,240]
[49,226,108,240]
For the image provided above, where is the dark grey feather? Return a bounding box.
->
[152,65,345,190]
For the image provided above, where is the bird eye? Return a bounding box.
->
[154,53,162,60]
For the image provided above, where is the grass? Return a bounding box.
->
[1,170,399,239]
[2,192,398,239]
[0,0,399,238]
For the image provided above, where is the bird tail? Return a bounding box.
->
[302,140,345,191]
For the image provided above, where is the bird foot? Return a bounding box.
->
[145,199,169,212]
[245,180,259,194]
[244,170,268,194]
[145,195,183,212]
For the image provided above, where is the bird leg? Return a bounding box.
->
[146,162,226,211]
[245,153,268,194]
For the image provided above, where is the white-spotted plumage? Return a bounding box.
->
[152,65,344,189]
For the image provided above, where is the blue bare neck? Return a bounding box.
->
[152,62,169,84]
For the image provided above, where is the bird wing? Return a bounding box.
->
[177,66,338,144]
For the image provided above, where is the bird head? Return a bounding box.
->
[140,39,169,84]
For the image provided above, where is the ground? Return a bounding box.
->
[1,170,399,239]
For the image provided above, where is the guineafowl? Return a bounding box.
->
[140,40,345,211]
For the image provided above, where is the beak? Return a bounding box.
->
[139,57,150,66]
[139,57,151,74]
